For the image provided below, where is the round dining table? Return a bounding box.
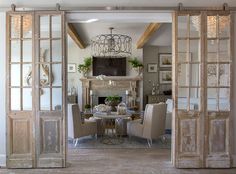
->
[93,112,131,145]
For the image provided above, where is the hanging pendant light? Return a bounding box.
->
[91,27,132,58]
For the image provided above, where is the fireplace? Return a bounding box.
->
[80,76,142,111]
[98,96,122,105]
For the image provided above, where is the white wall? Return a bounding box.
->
[0,12,6,167]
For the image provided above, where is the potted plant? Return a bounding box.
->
[128,57,143,76]
[84,104,91,113]
[105,95,121,111]
[78,57,92,78]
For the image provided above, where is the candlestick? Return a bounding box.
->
[126,90,129,95]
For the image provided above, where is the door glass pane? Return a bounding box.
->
[190,88,200,110]
[23,15,32,38]
[40,64,51,87]
[178,16,188,38]
[207,16,217,38]
[178,40,188,62]
[219,39,230,62]
[178,88,188,110]
[207,64,217,86]
[23,88,32,110]
[207,52,217,62]
[11,15,21,38]
[190,15,200,38]
[40,88,50,110]
[52,15,61,38]
[219,15,230,38]
[219,88,230,111]
[11,88,21,110]
[190,40,200,62]
[190,64,200,86]
[178,64,189,86]
[207,40,217,62]
[23,40,32,62]
[207,88,217,111]
[52,88,62,111]
[11,64,20,86]
[52,40,62,62]
[52,64,61,86]
[40,40,50,62]
[23,64,32,87]
[40,15,50,38]
[11,40,21,62]
[219,64,230,86]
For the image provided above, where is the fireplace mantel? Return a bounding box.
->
[80,76,142,110]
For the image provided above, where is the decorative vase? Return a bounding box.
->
[83,71,88,78]
[117,102,127,115]
[105,99,120,112]
[133,67,143,76]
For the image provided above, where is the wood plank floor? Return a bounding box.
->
[1,148,236,174]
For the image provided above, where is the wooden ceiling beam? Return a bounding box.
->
[136,23,162,49]
[67,23,86,49]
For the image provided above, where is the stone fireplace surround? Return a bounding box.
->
[80,76,142,111]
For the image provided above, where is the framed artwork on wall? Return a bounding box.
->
[160,71,172,84]
[147,63,158,73]
[159,54,172,68]
[68,63,76,73]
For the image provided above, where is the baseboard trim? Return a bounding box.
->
[0,154,6,167]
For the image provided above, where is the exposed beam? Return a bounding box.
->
[136,23,162,49]
[67,23,86,49]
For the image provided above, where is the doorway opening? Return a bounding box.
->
[66,11,173,160]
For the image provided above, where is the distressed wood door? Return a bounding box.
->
[204,12,232,168]
[6,12,35,168]
[6,11,67,168]
[173,11,233,168]
[35,11,67,168]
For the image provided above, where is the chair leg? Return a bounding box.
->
[74,138,79,147]
[147,139,152,148]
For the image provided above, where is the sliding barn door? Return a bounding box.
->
[6,12,35,168]
[35,11,67,168]
[172,11,233,168]
[6,11,67,168]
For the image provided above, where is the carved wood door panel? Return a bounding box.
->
[6,11,66,168]
[173,11,233,168]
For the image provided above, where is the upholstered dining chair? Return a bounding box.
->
[127,103,167,147]
[68,104,97,147]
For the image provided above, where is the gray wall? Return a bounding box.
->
[143,45,172,107]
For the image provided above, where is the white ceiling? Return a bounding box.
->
[70,22,172,47]
[1,0,236,8]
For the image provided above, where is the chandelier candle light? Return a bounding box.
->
[91,27,132,58]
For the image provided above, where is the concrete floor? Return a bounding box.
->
[1,148,236,174]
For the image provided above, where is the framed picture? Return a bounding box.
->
[68,63,76,73]
[147,63,158,73]
[160,71,172,84]
[159,54,172,68]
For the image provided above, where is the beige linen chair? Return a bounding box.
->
[68,104,97,147]
[127,103,167,147]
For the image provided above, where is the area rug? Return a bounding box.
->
[68,134,171,149]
